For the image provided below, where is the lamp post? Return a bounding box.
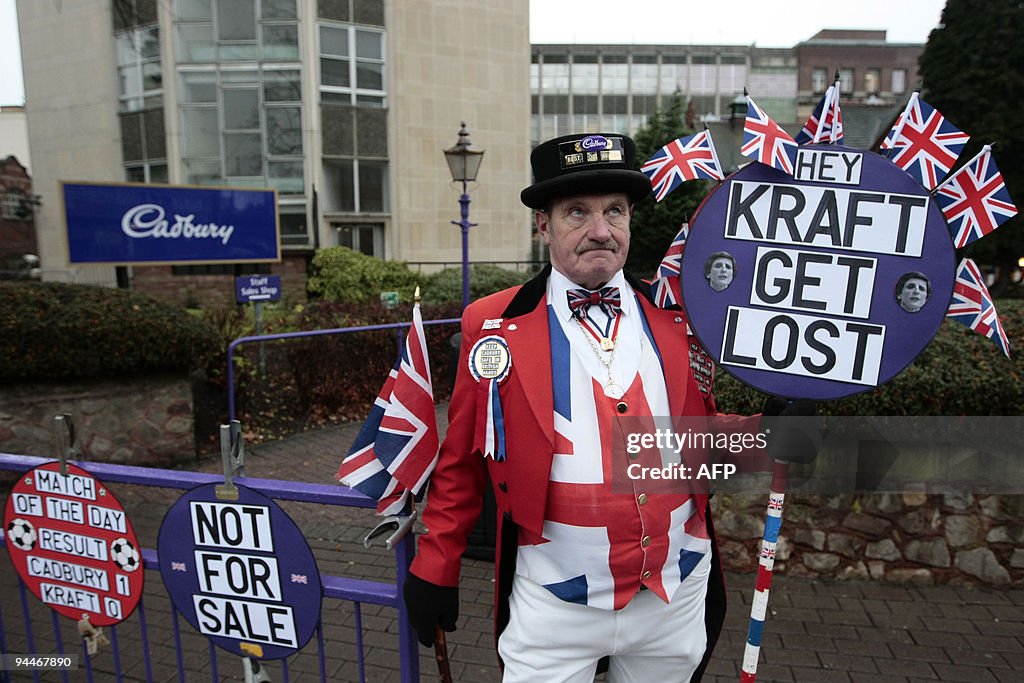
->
[443,122,485,309]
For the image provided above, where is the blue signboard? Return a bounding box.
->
[157,484,322,660]
[236,275,282,303]
[681,145,956,401]
[62,182,280,265]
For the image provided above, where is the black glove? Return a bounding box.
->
[762,396,820,464]
[403,572,459,647]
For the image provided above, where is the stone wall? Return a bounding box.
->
[712,492,1024,586]
[0,375,194,467]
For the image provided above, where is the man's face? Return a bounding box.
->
[536,193,631,290]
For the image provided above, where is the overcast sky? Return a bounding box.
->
[0,0,947,106]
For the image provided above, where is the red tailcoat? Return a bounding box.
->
[411,267,727,677]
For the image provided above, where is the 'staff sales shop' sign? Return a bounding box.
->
[157,484,322,660]
[682,146,956,401]
[4,462,144,626]
[62,182,280,265]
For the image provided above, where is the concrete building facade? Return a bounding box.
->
[16,0,531,306]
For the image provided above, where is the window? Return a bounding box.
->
[2,190,27,220]
[116,26,162,112]
[892,69,907,95]
[279,206,309,245]
[319,25,386,107]
[839,68,854,94]
[176,1,305,196]
[334,223,382,257]
[811,68,828,94]
[125,163,167,183]
[865,68,881,95]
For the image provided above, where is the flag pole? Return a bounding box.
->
[740,459,790,682]
[414,284,452,682]
[882,89,919,154]
[704,124,725,185]
[932,144,991,196]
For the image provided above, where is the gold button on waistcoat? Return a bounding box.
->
[641,535,652,548]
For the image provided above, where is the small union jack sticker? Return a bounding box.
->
[171,562,187,572]
[290,573,308,584]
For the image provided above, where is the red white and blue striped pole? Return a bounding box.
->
[740,459,789,682]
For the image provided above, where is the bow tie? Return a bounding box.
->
[567,286,621,319]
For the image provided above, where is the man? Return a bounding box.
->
[404,133,727,682]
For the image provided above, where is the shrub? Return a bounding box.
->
[713,299,1024,416]
[0,282,221,382]
[277,300,464,421]
[307,246,423,304]
[421,265,534,304]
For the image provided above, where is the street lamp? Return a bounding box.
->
[443,122,485,308]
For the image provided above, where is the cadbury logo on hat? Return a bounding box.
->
[521,132,653,210]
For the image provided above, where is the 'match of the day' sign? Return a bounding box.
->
[682,145,955,400]
[157,484,321,660]
[3,462,144,626]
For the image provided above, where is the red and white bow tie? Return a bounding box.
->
[567,286,621,319]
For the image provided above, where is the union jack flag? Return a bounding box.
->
[657,223,689,279]
[883,92,970,190]
[337,302,440,515]
[290,573,309,584]
[171,562,187,572]
[795,81,844,145]
[640,129,724,202]
[650,223,689,308]
[935,145,1018,248]
[947,258,1011,357]
[742,94,798,175]
[767,495,784,512]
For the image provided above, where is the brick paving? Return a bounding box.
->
[2,411,1022,681]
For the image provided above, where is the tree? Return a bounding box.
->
[918,0,1024,293]
[627,92,715,277]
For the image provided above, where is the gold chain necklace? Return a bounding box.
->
[573,315,625,399]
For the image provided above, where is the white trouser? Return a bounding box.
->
[498,552,711,683]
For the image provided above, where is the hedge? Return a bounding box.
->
[0,282,221,382]
[306,246,422,304]
[713,299,1024,416]
[277,300,464,421]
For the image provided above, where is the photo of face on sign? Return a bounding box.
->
[896,272,931,313]
[705,252,735,291]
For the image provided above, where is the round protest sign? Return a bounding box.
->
[157,483,322,660]
[682,144,955,400]
[3,462,144,626]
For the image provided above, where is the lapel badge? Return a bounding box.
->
[482,318,503,330]
[469,335,512,383]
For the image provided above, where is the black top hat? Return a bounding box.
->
[520,133,652,210]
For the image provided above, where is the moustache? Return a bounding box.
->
[576,239,619,255]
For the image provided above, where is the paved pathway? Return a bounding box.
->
[2,414,1022,681]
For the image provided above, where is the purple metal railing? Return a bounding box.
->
[0,453,420,683]
[226,318,461,423]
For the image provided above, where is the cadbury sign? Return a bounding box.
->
[682,145,956,401]
[63,182,279,265]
